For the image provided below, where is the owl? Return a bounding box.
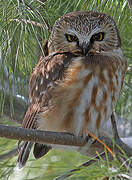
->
[17,11,127,167]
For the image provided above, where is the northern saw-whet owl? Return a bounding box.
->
[17,11,127,167]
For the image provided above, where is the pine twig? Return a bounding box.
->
[54,152,106,180]
[0,148,18,161]
[1,92,27,124]
[18,0,50,31]
[36,0,46,6]
[10,19,44,28]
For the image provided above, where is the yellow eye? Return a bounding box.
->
[92,32,104,41]
[98,33,103,41]
[66,34,78,42]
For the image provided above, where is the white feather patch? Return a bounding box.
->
[73,74,98,135]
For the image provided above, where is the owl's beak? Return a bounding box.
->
[79,42,91,56]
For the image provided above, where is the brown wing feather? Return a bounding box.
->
[18,52,76,167]
[22,52,76,130]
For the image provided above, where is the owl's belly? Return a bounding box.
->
[38,58,122,136]
[57,74,115,136]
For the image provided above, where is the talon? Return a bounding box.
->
[87,131,114,157]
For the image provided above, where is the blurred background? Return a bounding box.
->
[0,0,132,179]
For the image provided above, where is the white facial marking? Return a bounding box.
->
[88,27,102,37]
[67,27,102,45]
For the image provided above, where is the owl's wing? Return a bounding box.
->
[22,52,74,129]
[17,52,75,167]
[41,39,49,57]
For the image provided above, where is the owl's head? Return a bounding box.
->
[48,11,121,56]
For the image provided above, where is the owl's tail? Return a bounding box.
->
[17,142,51,168]
[17,141,33,168]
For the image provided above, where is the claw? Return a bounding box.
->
[87,131,114,157]
[79,134,95,154]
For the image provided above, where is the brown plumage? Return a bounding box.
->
[17,11,127,168]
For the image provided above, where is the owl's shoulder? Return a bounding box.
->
[29,52,77,104]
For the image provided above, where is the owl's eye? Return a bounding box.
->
[65,34,78,42]
[91,32,105,41]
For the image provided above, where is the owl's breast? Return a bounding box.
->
[39,56,123,136]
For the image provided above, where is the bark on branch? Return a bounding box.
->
[0,124,132,158]
[0,124,87,146]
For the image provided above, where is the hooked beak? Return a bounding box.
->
[79,42,92,56]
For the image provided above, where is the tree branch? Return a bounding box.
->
[54,114,132,180]
[0,124,132,157]
[10,19,44,28]
[111,113,132,157]
[0,124,87,146]
[0,123,132,180]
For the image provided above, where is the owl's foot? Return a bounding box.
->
[79,131,114,157]
[78,134,95,154]
[87,131,114,157]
